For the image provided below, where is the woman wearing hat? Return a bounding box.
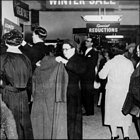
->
[20,26,50,72]
[19,26,50,111]
[0,29,33,139]
[55,39,87,139]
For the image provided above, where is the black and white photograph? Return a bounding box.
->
[1,0,140,139]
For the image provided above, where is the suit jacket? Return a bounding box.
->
[122,64,140,117]
[83,48,98,80]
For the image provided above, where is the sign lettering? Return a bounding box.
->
[49,0,116,5]
[46,0,119,10]
[3,18,22,35]
[13,0,29,21]
[87,22,120,33]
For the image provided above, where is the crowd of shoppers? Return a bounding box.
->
[0,27,139,140]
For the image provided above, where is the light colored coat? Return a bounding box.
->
[99,55,134,126]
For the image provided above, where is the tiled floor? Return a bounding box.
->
[83,93,139,139]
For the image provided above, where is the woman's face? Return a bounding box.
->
[62,44,75,59]
[32,32,39,44]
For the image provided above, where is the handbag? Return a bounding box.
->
[130,105,140,117]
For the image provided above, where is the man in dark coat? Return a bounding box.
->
[81,37,98,115]
[122,44,140,139]
[55,39,87,139]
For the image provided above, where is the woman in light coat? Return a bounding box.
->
[99,47,134,140]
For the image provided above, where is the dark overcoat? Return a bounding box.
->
[0,52,33,139]
[122,64,140,116]
[81,48,98,115]
[65,53,87,139]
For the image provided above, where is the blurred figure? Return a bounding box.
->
[0,29,33,139]
[54,40,64,57]
[0,95,18,139]
[81,37,98,116]
[124,43,137,68]
[31,55,68,139]
[122,44,140,139]
[48,44,55,56]
[96,49,113,125]
[55,39,87,139]
[0,33,8,55]
[99,46,134,140]
[79,40,86,55]
[19,26,50,72]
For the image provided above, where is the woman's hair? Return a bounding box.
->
[3,29,23,46]
[33,26,47,41]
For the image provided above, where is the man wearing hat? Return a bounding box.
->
[124,42,137,67]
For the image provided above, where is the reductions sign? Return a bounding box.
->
[87,22,120,34]
[13,0,29,21]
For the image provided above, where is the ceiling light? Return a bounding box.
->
[105,35,124,39]
[81,15,122,22]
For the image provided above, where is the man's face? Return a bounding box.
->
[85,38,93,48]
[62,44,75,59]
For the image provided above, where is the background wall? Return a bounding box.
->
[2,1,18,25]
[40,9,139,40]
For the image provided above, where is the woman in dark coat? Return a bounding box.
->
[19,26,50,109]
[19,26,50,72]
[0,29,33,139]
[55,39,87,139]
[122,44,140,139]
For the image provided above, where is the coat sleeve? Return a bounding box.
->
[66,56,87,75]
[55,63,68,102]
[122,73,140,116]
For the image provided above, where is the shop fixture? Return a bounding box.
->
[105,35,124,39]
[81,15,122,22]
